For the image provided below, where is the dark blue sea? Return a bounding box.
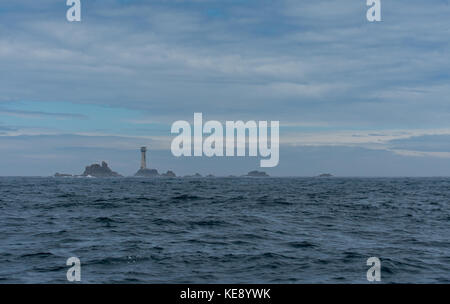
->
[0,177,449,283]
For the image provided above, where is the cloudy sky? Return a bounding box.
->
[1,0,450,176]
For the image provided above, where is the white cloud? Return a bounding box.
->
[389,149,450,159]
[281,128,450,147]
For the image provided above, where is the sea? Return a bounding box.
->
[0,177,449,283]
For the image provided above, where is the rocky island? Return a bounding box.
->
[134,168,176,178]
[133,146,177,178]
[134,168,159,177]
[54,173,74,177]
[83,161,122,177]
[317,173,333,177]
[245,170,269,177]
[54,161,121,178]
[53,147,278,179]
[162,170,176,177]
[184,173,202,178]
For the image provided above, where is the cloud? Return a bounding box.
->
[0,0,448,123]
[0,109,87,120]
[282,129,450,147]
[389,149,450,159]
[1,1,450,175]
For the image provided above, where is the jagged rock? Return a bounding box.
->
[245,170,269,177]
[162,170,176,177]
[134,168,159,177]
[82,161,121,177]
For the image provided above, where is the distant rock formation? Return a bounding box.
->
[133,168,178,178]
[206,174,215,178]
[161,170,176,177]
[82,161,121,177]
[245,170,269,177]
[54,173,74,177]
[184,173,202,178]
[134,168,159,177]
[317,173,333,177]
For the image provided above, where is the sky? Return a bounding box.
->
[1,0,450,176]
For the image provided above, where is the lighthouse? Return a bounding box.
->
[140,146,147,169]
[134,146,160,177]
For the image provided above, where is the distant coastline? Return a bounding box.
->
[53,161,273,179]
[53,147,277,179]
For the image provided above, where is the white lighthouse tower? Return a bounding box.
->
[140,146,147,169]
[134,146,159,177]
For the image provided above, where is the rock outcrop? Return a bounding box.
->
[134,168,159,177]
[82,161,121,177]
[317,173,333,177]
[245,170,269,177]
[161,170,176,177]
[54,173,74,177]
[184,173,202,178]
